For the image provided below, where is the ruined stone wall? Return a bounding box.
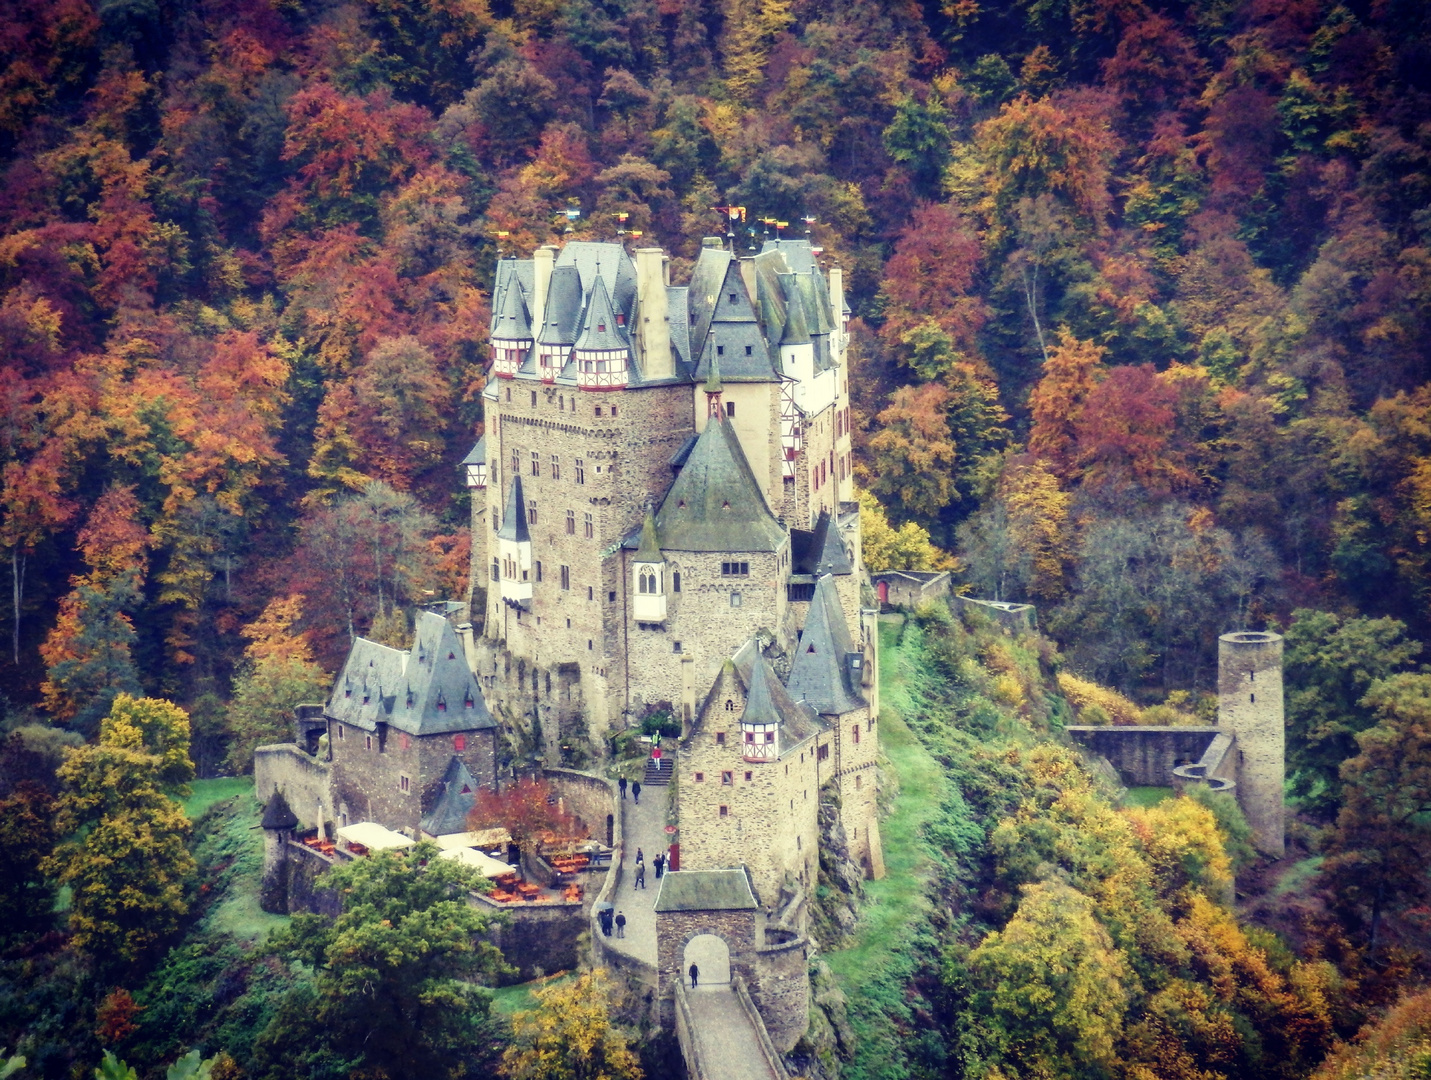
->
[253,743,332,832]
[330,722,497,833]
[1065,727,1222,787]
[284,842,343,917]
[1219,631,1285,857]
[678,667,821,909]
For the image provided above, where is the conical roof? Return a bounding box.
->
[653,418,784,552]
[787,575,864,715]
[493,270,532,341]
[779,281,811,346]
[575,275,629,353]
[634,512,663,563]
[420,756,481,836]
[261,788,299,830]
[809,510,853,575]
[741,656,783,727]
[497,474,530,543]
[539,265,583,345]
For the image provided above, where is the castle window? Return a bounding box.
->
[455,734,466,751]
[726,402,735,417]
[716,732,725,745]
[437,696,447,712]
[560,565,570,590]
[673,572,681,592]
[588,639,593,649]
[597,322,605,332]
[855,775,862,790]
[535,561,542,582]
[364,735,372,750]
[588,587,594,600]
[744,345,752,355]
[512,449,519,474]
[730,592,742,607]
[559,395,564,410]
[464,691,474,708]
[716,345,724,356]
[612,406,618,417]
[617,313,625,326]
[528,502,538,525]
[719,805,728,817]
[817,744,829,761]
[584,512,594,538]
[608,590,617,602]
[576,460,585,484]
[530,391,537,406]
[744,771,752,781]
[852,725,860,744]
[728,700,737,712]
[673,641,681,653]
[595,406,603,417]
[766,731,775,743]
[400,774,410,793]
[722,771,733,785]
[566,509,575,534]
[344,687,351,698]
[1250,694,1255,703]
[551,455,560,479]
[695,772,705,782]
[722,562,750,580]
[729,293,737,303]
[796,835,801,849]
[337,724,344,740]
[506,387,511,402]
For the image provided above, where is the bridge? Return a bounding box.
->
[594,783,798,1080]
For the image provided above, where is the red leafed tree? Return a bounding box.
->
[1027,328,1105,476]
[877,202,987,364]
[1070,364,1196,496]
[468,777,587,855]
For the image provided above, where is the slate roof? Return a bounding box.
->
[686,243,734,363]
[461,436,485,468]
[325,613,496,735]
[692,262,777,383]
[654,868,758,912]
[634,512,662,563]
[787,575,865,715]
[729,640,824,745]
[555,241,638,316]
[420,756,481,836]
[760,238,819,273]
[497,474,530,543]
[492,265,533,341]
[803,510,854,575]
[651,418,785,552]
[261,788,299,830]
[538,265,583,346]
[574,274,630,353]
[490,259,535,338]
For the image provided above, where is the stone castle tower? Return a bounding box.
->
[1218,631,1285,857]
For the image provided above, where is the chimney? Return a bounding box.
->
[532,245,557,337]
[828,266,845,358]
[635,247,672,380]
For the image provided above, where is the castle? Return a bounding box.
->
[256,237,883,1014]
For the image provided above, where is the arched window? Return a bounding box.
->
[725,699,735,712]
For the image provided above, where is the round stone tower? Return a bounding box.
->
[1218,631,1284,858]
[260,787,299,914]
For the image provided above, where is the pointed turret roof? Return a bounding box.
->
[809,510,853,575]
[538,265,583,345]
[420,756,481,836]
[462,436,485,468]
[493,269,533,340]
[704,350,722,394]
[788,575,864,715]
[497,474,530,543]
[575,274,628,353]
[634,512,663,563]
[653,418,784,552]
[693,262,776,383]
[741,656,783,727]
[261,788,299,831]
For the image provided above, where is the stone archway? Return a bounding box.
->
[682,933,731,986]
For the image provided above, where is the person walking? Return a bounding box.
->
[635,864,646,889]
[599,908,613,937]
[636,847,644,865]
[615,911,626,938]
[654,853,665,878]
[618,776,628,800]
[632,780,641,804]
[689,963,699,989]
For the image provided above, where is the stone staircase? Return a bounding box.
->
[643,755,674,786]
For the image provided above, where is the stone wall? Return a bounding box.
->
[751,937,810,1053]
[1065,726,1223,787]
[953,595,1035,634]
[1219,631,1285,856]
[284,841,343,917]
[330,723,497,834]
[542,767,617,846]
[655,908,759,1028]
[254,743,333,832]
[473,894,587,983]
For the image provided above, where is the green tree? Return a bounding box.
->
[883,95,953,193]
[225,657,331,774]
[0,782,57,942]
[1321,673,1431,953]
[257,842,508,1080]
[502,970,642,1080]
[45,696,196,968]
[1284,609,1422,819]
[964,880,1129,1079]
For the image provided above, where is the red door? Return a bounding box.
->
[877,580,888,604]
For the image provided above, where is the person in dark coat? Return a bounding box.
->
[635,864,645,889]
[635,847,644,864]
[618,776,628,799]
[599,908,613,936]
[654,853,665,878]
[632,780,641,804]
[615,911,626,938]
[689,963,699,989]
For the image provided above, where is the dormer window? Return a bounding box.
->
[464,692,475,709]
[436,695,447,712]
[344,687,352,698]
[616,313,625,326]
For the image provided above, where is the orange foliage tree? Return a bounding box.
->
[468,777,587,856]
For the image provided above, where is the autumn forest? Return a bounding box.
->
[1,0,1430,1074]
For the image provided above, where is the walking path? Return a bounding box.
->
[687,985,782,1080]
[602,782,667,966]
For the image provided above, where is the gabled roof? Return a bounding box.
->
[538,265,583,345]
[555,241,638,315]
[574,274,629,353]
[805,509,853,575]
[686,243,734,363]
[497,474,530,543]
[421,756,481,836]
[326,613,496,735]
[788,575,865,715]
[730,639,824,744]
[760,238,819,273]
[634,512,662,563]
[692,262,776,383]
[492,266,533,341]
[490,259,535,337]
[261,788,299,830]
[654,869,758,912]
[652,418,785,552]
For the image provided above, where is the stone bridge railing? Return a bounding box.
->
[732,976,791,1080]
